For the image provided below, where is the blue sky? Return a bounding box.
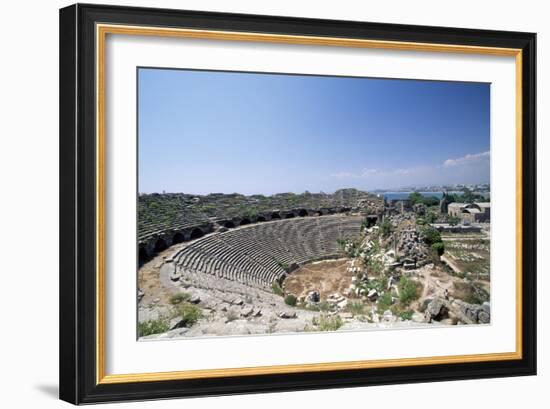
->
[138,68,490,195]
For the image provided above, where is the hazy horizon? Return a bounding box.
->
[138,68,490,195]
[138,185,490,197]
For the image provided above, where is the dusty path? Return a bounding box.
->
[138,245,185,305]
[440,254,461,274]
[417,266,456,305]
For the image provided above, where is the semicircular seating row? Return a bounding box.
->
[171,215,364,289]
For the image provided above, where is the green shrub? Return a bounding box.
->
[399,310,414,320]
[284,294,298,306]
[173,302,202,327]
[138,318,169,337]
[315,315,343,331]
[398,276,421,306]
[366,277,385,293]
[377,292,393,314]
[271,281,284,296]
[169,292,190,305]
[347,301,365,316]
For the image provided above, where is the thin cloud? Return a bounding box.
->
[443,151,490,167]
[330,167,427,179]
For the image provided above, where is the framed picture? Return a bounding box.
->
[59,3,536,404]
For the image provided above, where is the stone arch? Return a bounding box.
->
[239,218,251,226]
[284,212,295,219]
[271,212,281,220]
[190,228,204,240]
[314,211,323,216]
[256,216,267,222]
[172,232,185,244]
[154,237,168,253]
[138,246,148,266]
[365,215,378,228]
[297,209,308,217]
[224,221,236,228]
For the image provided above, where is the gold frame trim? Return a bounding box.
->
[96,23,523,385]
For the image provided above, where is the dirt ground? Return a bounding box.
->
[138,247,181,305]
[283,258,353,300]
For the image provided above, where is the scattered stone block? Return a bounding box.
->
[367,289,378,301]
[241,306,254,317]
[189,295,201,304]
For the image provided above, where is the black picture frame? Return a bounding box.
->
[59,3,536,405]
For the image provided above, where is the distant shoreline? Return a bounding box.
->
[383,191,454,200]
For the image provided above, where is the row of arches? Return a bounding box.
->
[218,207,349,232]
[139,226,207,266]
[139,207,352,266]
[220,209,314,228]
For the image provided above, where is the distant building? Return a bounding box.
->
[448,202,490,223]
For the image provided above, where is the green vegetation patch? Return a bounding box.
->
[172,302,203,327]
[377,292,393,314]
[284,294,298,306]
[271,281,284,296]
[138,318,170,337]
[314,314,344,331]
[169,292,191,305]
[346,300,365,316]
[398,276,421,306]
[398,310,414,320]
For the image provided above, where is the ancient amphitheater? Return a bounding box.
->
[138,188,490,339]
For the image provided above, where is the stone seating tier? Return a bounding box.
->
[172,215,363,289]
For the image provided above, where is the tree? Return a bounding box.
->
[425,211,438,224]
[421,225,442,245]
[431,242,445,256]
[462,187,475,203]
[408,191,423,205]
[408,192,440,207]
